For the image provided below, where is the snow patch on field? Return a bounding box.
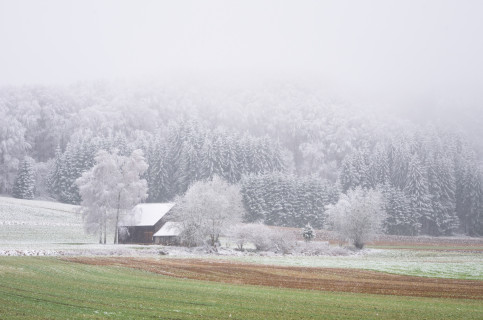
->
[0,196,96,244]
[206,249,483,280]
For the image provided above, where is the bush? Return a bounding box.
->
[229,224,297,253]
[247,224,274,251]
[269,230,296,254]
[229,224,255,251]
[293,241,351,256]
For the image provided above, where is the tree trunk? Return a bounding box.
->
[99,222,102,244]
[100,210,106,244]
[114,192,121,244]
[103,213,107,244]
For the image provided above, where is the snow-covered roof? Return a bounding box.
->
[153,221,182,237]
[120,203,175,227]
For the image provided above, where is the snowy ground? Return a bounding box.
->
[0,196,97,244]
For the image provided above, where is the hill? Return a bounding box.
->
[0,196,96,244]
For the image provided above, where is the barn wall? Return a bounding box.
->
[119,226,156,244]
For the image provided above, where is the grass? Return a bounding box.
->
[0,257,482,320]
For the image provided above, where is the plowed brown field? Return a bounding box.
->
[66,257,483,300]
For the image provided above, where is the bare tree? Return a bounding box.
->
[326,187,386,249]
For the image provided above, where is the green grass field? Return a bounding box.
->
[0,257,482,320]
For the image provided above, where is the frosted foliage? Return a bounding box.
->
[326,187,386,249]
[0,83,482,237]
[76,149,147,244]
[0,111,29,194]
[302,223,316,242]
[12,158,35,200]
[174,176,244,247]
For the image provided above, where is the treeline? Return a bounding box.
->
[1,83,482,236]
[145,121,284,201]
[47,121,284,204]
[339,128,483,236]
[241,173,339,229]
[0,83,381,194]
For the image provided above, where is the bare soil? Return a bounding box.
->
[66,257,483,300]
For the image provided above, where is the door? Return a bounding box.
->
[143,232,153,243]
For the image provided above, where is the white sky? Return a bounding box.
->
[0,0,482,114]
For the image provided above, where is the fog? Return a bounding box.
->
[1,1,482,122]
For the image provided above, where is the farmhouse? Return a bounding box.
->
[118,203,175,244]
[153,221,183,245]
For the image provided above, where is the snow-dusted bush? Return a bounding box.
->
[229,224,254,251]
[326,187,386,249]
[269,230,297,254]
[246,224,274,251]
[229,223,297,253]
[294,241,349,256]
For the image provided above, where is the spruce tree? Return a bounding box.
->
[13,158,35,199]
[428,157,459,235]
[382,184,412,235]
[404,154,431,235]
[302,223,316,242]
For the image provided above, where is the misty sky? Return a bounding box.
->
[1,0,482,116]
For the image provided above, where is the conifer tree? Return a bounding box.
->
[302,223,316,242]
[382,184,412,235]
[404,154,431,235]
[13,158,35,199]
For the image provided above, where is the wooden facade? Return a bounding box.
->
[120,217,168,244]
[118,203,175,244]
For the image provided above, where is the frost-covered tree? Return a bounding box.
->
[146,136,170,202]
[302,223,316,242]
[112,149,149,243]
[458,164,483,235]
[427,157,458,235]
[76,149,148,244]
[241,173,336,228]
[0,112,30,194]
[404,154,430,235]
[12,157,35,199]
[382,184,412,235]
[326,187,386,249]
[173,176,244,247]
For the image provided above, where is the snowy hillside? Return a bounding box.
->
[0,196,96,244]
